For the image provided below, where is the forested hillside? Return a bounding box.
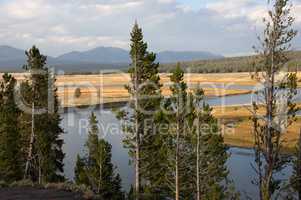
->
[160,51,301,73]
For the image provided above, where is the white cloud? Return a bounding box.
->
[2,0,43,19]
[206,0,268,24]
[292,4,301,23]
[93,1,143,15]
[0,0,300,56]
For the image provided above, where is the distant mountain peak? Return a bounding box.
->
[0,45,223,72]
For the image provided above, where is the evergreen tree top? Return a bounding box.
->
[2,73,14,83]
[170,63,184,83]
[130,22,148,61]
[88,112,99,136]
[23,46,47,71]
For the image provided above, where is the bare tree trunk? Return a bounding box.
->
[24,102,35,180]
[175,95,180,200]
[38,155,42,184]
[134,53,140,200]
[97,160,102,194]
[196,116,200,200]
[297,129,301,200]
[175,124,179,200]
[262,42,275,200]
[135,130,140,200]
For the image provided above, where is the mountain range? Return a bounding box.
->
[0,45,223,72]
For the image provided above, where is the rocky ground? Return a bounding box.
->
[0,187,84,200]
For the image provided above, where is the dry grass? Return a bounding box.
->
[221,117,301,152]
[213,104,301,151]
[213,103,301,119]
[0,73,255,107]
[1,72,300,150]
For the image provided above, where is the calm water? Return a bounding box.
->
[61,106,294,199]
[206,88,301,107]
[61,108,134,189]
[60,90,300,198]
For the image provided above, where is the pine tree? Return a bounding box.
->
[0,73,23,182]
[127,185,135,200]
[251,0,298,199]
[74,155,89,186]
[21,46,64,183]
[193,87,234,199]
[160,67,237,200]
[75,112,124,199]
[163,64,195,200]
[116,22,162,199]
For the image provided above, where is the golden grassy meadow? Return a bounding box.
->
[3,72,258,107]
[2,72,301,150]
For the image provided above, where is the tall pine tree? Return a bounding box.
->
[0,73,23,182]
[163,64,195,200]
[21,46,64,183]
[251,0,298,199]
[192,90,235,199]
[116,22,162,199]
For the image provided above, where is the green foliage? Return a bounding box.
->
[9,179,34,188]
[75,112,125,200]
[127,185,135,200]
[194,103,234,199]
[250,0,299,199]
[44,182,93,197]
[0,73,23,182]
[116,22,163,198]
[20,46,64,183]
[74,155,89,186]
[162,65,195,199]
[155,66,238,199]
[0,180,8,188]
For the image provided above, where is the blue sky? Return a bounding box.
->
[0,0,300,56]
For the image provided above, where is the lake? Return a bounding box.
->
[206,88,301,107]
[61,103,295,199]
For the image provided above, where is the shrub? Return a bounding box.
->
[44,182,94,199]
[9,179,34,187]
[0,180,8,188]
[74,88,81,98]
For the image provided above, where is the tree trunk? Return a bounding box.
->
[196,115,200,200]
[297,129,301,200]
[97,155,102,194]
[38,155,42,184]
[134,53,140,200]
[135,131,140,200]
[24,102,35,180]
[262,48,275,200]
[175,126,179,200]
[175,95,180,200]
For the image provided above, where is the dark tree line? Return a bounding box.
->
[160,51,301,74]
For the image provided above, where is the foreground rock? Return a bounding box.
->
[0,187,84,200]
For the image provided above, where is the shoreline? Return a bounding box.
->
[60,90,253,111]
